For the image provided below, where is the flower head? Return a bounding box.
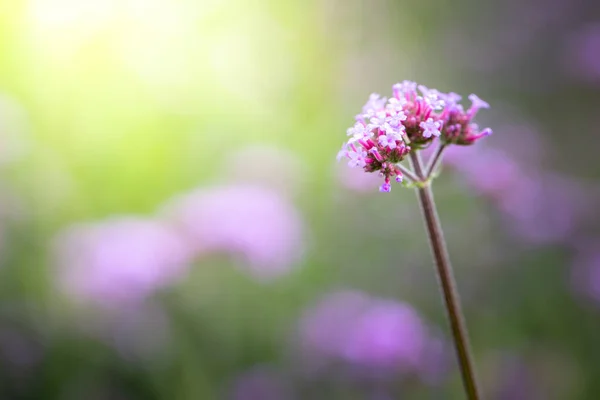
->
[337,81,493,192]
[439,94,492,146]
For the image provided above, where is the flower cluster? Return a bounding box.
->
[440,93,493,145]
[337,81,492,192]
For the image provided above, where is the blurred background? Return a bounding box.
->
[1,0,600,398]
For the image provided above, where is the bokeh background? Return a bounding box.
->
[1,0,600,398]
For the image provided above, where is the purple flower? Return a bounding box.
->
[366,111,389,130]
[379,182,392,193]
[393,81,417,98]
[162,185,306,281]
[439,97,492,146]
[378,131,402,150]
[444,142,592,246]
[443,145,520,196]
[341,301,427,370]
[467,94,490,116]
[53,217,191,308]
[347,146,368,168]
[348,122,373,143]
[337,82,493,192]
[298,290,445,378]
[386,97,407,112]
[443,92,462,108]
[418,85,445,111]
[563,24,600,83]
[419,118,442,138]
[387,110,407,128]
[362,93,388,115]
[495,174,588,245]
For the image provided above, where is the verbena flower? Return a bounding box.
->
[337,81,492,192]
[53,217,191,308]
[563,23,600,84]
[161,185,306,281]
[443,135,593,246]
[298,290,446,378]
[439,94,492,145]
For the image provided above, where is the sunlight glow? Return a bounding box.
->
[25,0,297,113]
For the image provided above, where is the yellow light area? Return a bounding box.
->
[10,0,312,207]
[24,0,297,113]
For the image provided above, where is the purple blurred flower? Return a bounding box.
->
[53,217,191,308]
[494,173,589,245]
[563,24,600,83]
[298,290,445,379]
[342,302,427,369]
[228,365,293,400]
[443,141,592,246]
[162,185,306,281]
[443,145,519,196]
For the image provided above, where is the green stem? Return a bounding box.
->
[397,163,420,183]
[409,151,482,400]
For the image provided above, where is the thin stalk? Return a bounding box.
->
[425,143,446,179]
[409,152,482,400]
[396,163,419,183]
